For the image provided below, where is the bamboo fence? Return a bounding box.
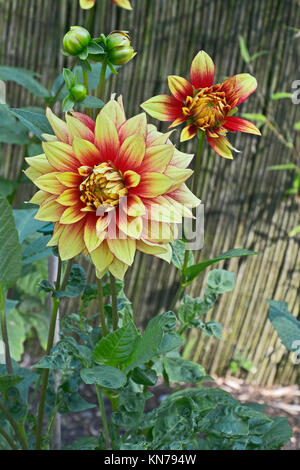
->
[0,0,299,385]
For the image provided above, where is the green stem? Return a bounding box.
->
[109,273,118,330]
[0,284,12,375]
[95,385,110,449]
[86,6,95,31]
[0,424,18,450]
[35,259,62,450]
[96,278,107,336]
[170,249,189,311]
[98,62,107,100]
[192,130,205,196]
[61,259,73,291]
[0,401,28,450]
[82,69,92,117]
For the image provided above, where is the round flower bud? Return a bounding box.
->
[105,31,136,66]
[70,84,87,102]
[63,26,91,56]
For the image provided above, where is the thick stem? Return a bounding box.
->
[95,385,110,449]
[61,259,73,291]
[96,278,107,336]
[0,284,12,375]
[0,401,28,450]
[109,273,118,330]
[0,424,18,450]
[98,62,107,100]
[35,259,62,450]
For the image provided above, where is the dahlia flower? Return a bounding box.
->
[25,97,199,280]
[141,50,261,159]
[79,0,132,10]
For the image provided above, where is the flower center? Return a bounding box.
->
[79,162,128,211]
[182,85,231,130]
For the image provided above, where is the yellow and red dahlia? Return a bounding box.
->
[141,50,261,159]
[79,0,132,10]
[25,97,199,280]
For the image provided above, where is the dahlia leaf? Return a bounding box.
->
[0,66,50,98]
[80,365,127,389]
[9,108,54,140]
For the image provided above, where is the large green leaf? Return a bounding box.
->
[0,66,50,98]
[0,105,28,145]
[171,240,194,271]
[80,365,126,389]
[0,195,22,288]
[0,308,26,361]
[163,357,205,383]
[13,209,47,243]
[268,300,300,352]
[55,264,86,298]
[94,321,138,366]
[184,249,258,285]
[9,108,54,140]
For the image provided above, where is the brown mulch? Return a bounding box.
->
[61,376,300,450]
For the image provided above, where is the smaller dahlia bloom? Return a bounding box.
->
[141,50,261,159]
[25,97,199,280]
[80,0,132,10]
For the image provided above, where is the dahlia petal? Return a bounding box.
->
[136,240,170,256]
[118,113,147,144]
[168,75,193,102]
[84,213,105,253]
[58,220,85,260]
[35,197,65,222]
[190,50,215,89]
[72,137,101,166]
[25,154,55,173]
[56,188,80,206]
[56,172,82,188]
[35,173,66,194]
[123,170,141,188]
[107,238,136,266]
[141,144,173,173]
[221,73,257,107]
[164,166,193,187]
[180,124,197,142]
[143,220,175,243]
[169,116,187,128]
[206,134,234,159]
[46,108,69,144]
[141,95,183,122]
[90,241,114,272]
[112,0,132,10]
[223,116,261,135]
[29,190,49,205]
[143,196,183,223]
[170,148,194,169]
[101,98,126,130]
[155,243,172,263]
[117,213,143,240]
[168,184,201,208]
[147,129,174,146]
[116,134,145,170]
[47,223,64,247]
[123,194,145,217]
[96,215,110,235]
[79,0,96,8]
[71,111,95,133]
[60,205,86,224]
[66,114,94,144]
[41,134,58,142]
[108,257,129,281]
[95,113,120,162]
[43,141,78,172]
[135,172,172,198]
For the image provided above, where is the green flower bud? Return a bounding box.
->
[105,30,136,66]
[70,84,87,102]
[63,26,91,56]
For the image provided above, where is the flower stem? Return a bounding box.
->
[170,250,189,311]
[0,401,29,450]
[98,62,107,100]
[0,284,12,375]
[192,130,205,196]
[35,259,62,450]
[95,385,110,449]
[82,68,92,117]
[96,278,107,336]
[109,273,118,330]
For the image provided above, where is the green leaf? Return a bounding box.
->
[206,269,235,294]
[241,113,267,123]
[171,240,194,271]
[0,105,28,145]
[55,264,86,298]
[203,321,222,339]
[79,96,104,109]
[0,66,50,98]
[0,177,18,198]
[21,234,52,265]
[157,333,182,354]
[238,36,251,63]
[9,108,54,140]
[268,300,300,352]
[13,209,48,243]
[94,321,138,366]
[63,68,75,90]
[1,309,26,361]
[178,295,203,324]
[163,357,205,383]
[0,374,23,392]
[249,50,268,61]
[62,94,75,112]
[0,195,22,288]
[131,367,158,386]
[184,248,258,286]
[63,437,99,450]
[271,92,292,100]
[80,365,126,389]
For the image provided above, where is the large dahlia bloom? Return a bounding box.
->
[141,50,261,159]
[80,0,132,10]
[25,98,199,280]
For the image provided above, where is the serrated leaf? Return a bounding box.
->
[171,240,194,271]
[206,269,235,294]
[163,357,205,383]
[0,66,50,98]
[80,365,126,389]
[184,249,258,286]
[203,321,222,339]
[94,321,138,366]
